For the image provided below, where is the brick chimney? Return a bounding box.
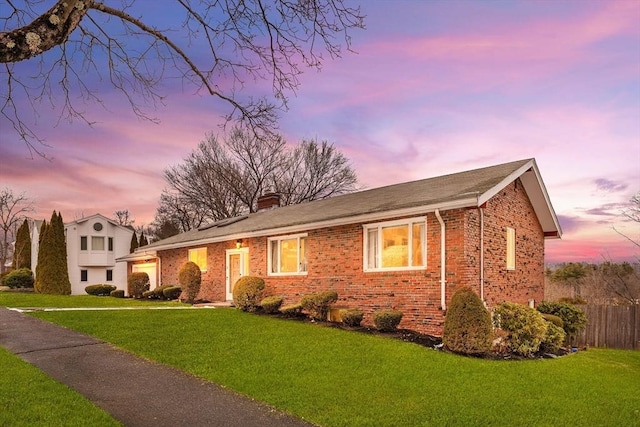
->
[257,193,281,211]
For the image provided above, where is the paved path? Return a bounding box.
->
[0,307,315,427]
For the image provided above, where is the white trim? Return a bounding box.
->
[362,216,427,272]
[226,248,249,300]
[267,233,308,276]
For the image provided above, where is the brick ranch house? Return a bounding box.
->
[119,158,561,336]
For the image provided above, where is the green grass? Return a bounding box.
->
[0,292,186,308]
[0,347,120,426]
[26,308,640,427]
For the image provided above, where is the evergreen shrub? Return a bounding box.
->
[442,287,493,355]
[280,303,304,317]
[260,296,284,314]
[163,286,183,300]
[340,309,364,327]
[300,290,338,321]
[85,284,117,296]
[373,309,403,332]
[540,322,566,354]
[128,272,150,299]
[2,268,34,289]
[232,276,265,312]
[541,313,564,328]
[110,289,125,298]
[493,302,548,357]
[537,301,587,338]
[179,261,202,304]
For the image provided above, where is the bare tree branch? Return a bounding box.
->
[1,0,365,155]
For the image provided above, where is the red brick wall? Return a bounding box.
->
[154,178,545,336]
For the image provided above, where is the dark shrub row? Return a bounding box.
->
[142,284,183,300]
[85,284,117,296]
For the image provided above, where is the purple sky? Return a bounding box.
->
[1,0,639,263]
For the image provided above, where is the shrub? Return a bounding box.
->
[110,289,125,298]
[540,322,566,354]
[163,286,182,300]
[537,301,587,339]
[2,268,34,289]
[558,297,587,305]
[340,309,364,327]
[179,261,202,304]
[85,284,117,296]
[442,287,493,355]
[142,289,156,299]
[541,313,564,328]
[128,272,150,299]
[280,303,304,317]
[232,276,266,312]
[300,290,339,321]
[260,296,284,314]
[373,309,403,332]
[493,302,548,357]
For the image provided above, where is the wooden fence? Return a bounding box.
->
[573,305,639,350]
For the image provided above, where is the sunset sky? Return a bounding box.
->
[1,0,638,264]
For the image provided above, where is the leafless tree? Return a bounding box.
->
[113,209,134,227]
[160,127,358,227]
[0,187,34,273]
[1,0,364,157]
[152,190,208,234]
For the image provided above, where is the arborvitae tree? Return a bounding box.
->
[138,231,148,247]
[35,211,71,295]
[130,230,139,253]
[12,219,31,270]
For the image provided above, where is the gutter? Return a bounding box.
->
[479,206,485,304]
[435,209,446,311]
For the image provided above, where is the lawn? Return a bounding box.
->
[0,292,187,308]
[22,307,640,427]
[0,347,120,426]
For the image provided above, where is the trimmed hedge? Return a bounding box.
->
[2,268,34,289]
[110,289,125,298]
[340,309,364,327]
[179,261,201,304]
[128,272,150,299]
[493,302,548,357]
[442,287,493,355]
[260,296,284,314]
[540,322,566,354]
[163,286,182,300]
[300,291,338,321]
[85,284,117,296]
[280,303,304,317]
[373,309,403,332]
[232,276,266,312]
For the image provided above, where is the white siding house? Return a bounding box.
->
[31,214,134,295]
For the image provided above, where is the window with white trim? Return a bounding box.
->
[364,217,426,271]
[268,234,307,275]
[188,247,208,272]
[506,227,516,270]
[92,236,105,251]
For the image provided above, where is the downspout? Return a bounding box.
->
[435,209,446,311]
[479,206,485,304]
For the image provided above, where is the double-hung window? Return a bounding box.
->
[268,234,307,275]
[364,217,426,271]
[188,247,208,272]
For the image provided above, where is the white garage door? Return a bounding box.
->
[132,262,157,292]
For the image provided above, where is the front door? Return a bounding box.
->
[226,248,249,300]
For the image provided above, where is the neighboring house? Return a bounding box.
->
[119,159,561,335]
[32,214,134,295]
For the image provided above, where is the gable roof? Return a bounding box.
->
[132,158,561,254]
[65,213,133,233]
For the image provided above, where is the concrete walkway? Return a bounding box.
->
[0,307,314,427]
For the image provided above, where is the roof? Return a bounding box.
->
[64,213,133,233]
[124,158,561,256]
